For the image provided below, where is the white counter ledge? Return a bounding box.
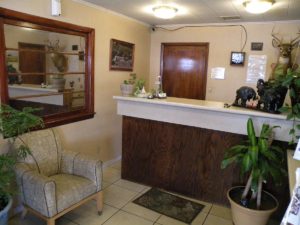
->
[114,96,293,142]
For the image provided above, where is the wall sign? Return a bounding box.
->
[246,55,267,83]
[251,42,263,51]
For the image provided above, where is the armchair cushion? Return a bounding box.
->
[50,174,97,213]
[61,151,102,191]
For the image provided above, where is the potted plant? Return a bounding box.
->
[120,73,136,96]
[0,105,43,225]
[279,69,300,144]
[221,118,286,225]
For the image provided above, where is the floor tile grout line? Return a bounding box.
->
[61,216,81,225]
[100,207,123,225]
[201,204,214,225]
[153,214,163,225]
[112,183,146,193]
[119,208,160,223]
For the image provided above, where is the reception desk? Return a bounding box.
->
[114,96,290,212]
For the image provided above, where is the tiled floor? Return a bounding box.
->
[9,160,278,225]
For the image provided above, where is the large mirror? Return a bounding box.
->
[0,7,95,127]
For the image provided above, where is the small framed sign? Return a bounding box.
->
[251,42,263,51]
[230,52,245,66]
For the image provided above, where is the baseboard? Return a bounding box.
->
[102,155,122,168]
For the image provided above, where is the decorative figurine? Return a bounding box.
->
[256,79,287,113]
[234,86,256,107]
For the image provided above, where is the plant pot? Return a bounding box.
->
[120,84,134,96]
[290,84,300,107]
[51,78,66,91]
[227,186,278,225]
[0,197,12,225]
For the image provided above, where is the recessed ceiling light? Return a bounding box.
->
[152,5,178,19]
[243,0,275,14]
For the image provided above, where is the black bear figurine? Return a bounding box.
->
[234,86,256,107]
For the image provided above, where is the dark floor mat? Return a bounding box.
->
[133,188,204,224]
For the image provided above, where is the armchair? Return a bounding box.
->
[14,129,103,225]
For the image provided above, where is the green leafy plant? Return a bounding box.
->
[0,105,44,210]
[221,118,285,209]
[123,73,136,85]
[279,69,300,144]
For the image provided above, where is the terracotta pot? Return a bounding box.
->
[0,197,12,225]
[120,84,134,96]
[227,186,278,225]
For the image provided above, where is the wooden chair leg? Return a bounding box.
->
[47,218,55,225]
[96,191,103,215]
[21,207,28,219]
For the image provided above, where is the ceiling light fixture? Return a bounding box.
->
[152,5,178,19]
[243,0,275,14]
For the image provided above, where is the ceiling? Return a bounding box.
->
[81,0,300,25]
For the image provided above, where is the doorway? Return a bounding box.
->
[19,42,46,84]
[161,43,209,100]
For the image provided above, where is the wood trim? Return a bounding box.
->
[0,7,95,128]
[0,18,8,103]
[0,7,93,34]
[6,47,84,55]
[160,42,209,100]
[25,191,102,223]
[8,72,85,76]
[10,92,63,100]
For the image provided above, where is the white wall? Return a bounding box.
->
[150,22,300,103]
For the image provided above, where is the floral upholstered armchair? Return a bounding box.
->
[14,129,103,225]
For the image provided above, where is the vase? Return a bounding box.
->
[120,84,134,96]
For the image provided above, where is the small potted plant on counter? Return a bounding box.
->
[221,118,286,225]
[0,105,43,225]
[120,73,136,96]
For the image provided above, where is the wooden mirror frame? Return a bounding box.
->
[0,7,95,127]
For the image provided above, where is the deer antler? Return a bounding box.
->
[291,29,300,45]
[271,26,281,43]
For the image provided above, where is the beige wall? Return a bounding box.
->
[0,0,151,161]
[150,22,300,103]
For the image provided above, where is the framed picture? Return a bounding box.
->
[251,42,263,51]
[109,39,135,71]
[230,52,245,66]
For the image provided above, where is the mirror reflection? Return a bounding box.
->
[4,24,86,116]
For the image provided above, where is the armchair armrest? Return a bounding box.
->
[61,151,102,191]
[16,164,57,217]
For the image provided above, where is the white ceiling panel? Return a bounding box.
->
[81,0,300,25]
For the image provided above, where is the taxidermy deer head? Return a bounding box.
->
[272,29,300,64]
[46,39,68,73]
[271,29,300,78]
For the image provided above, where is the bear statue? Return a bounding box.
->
[234,86,256,107]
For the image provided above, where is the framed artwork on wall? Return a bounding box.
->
[109,39,135,71]
[230,52,245,66]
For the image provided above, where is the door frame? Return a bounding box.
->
[160,42,209,100]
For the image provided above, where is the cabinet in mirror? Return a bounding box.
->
[0,7,95,127]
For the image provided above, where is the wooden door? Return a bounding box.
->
[19,42,45,84]
[161,43,209,100]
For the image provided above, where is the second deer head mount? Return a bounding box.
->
[46,39,68,73]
